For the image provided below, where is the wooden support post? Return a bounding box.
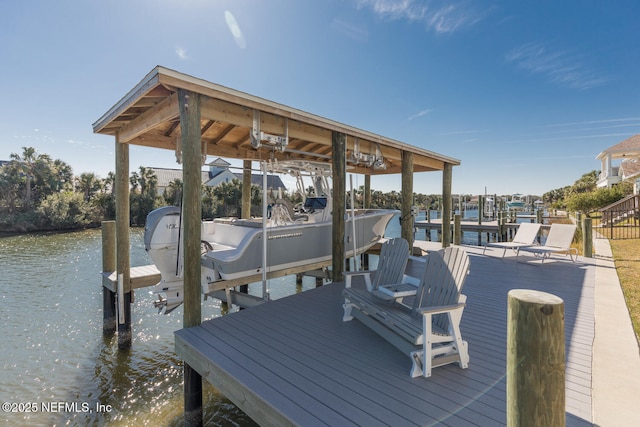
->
[179,89,203,427]
[363,174,371,209]
[240,160,252,295]
[242,160,252,219]
[115,138,131,349]
[401,150,414,250]
[583,217,593,258]
[441,163,453,248]
[184,364,202,427]
[101,220,116,336]
[453,214,461,245]
[477,196,483,245]
[332,131,346,283]
[362,174,371,269]
[507,290,565,427]
[576,213,582,233]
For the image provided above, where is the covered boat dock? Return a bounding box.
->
[93,66,462,424]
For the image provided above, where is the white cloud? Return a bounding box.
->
[354,0,488,34]
[175,45,189,60]
[505,42,608,90]
[331,18,369,42]
[406,109,432,121]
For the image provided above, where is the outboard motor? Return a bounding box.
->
[144,206,184,313]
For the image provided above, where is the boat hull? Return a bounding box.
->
[201,210,396,282]
[144,207,397,312]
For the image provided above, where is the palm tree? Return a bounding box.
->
[103,171,116,194]
[129,171,140,193]
[9,147,36,208]
[137,166,158,196]
[164,178,183,205]
[76,172,101,201]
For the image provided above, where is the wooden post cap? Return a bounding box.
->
[508,289,563,306]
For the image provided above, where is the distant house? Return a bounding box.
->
[150,167,211,195]
[596,134,640,193]
[148,158,286,195]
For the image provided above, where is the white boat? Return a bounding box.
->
[144,160,398,313]
[507,193,527,210]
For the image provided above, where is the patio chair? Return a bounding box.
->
[482,222,541,257]
[343,246,471,378]
[518,223,578,263]
[343,237,409,292]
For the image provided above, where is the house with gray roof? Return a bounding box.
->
[149,158,286,195]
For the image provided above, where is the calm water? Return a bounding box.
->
[0,228,307,426]
[0,211,494,426]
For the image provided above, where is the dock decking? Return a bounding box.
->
[175,245,595,426]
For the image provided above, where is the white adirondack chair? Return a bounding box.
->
[343,246,471,378]
[482,222,541,257]
[343,237,409,292]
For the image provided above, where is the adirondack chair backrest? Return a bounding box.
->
[371,237,409,291]
[411,247,470,331]
[544,223,577,249]
[512,222,541,244]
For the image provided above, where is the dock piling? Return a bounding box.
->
[583,217,593,258]
[101,221,116,336]
[115,138,132,349]
[507,289,565,427]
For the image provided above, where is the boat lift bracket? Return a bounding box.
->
[251,109,288,151]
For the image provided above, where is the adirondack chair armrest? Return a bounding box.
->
[343,270,373,290]
[417,302,465,315]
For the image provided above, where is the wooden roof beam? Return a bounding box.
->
[118,92,179,143]
[210,123,235,145]
[200,96,331,146]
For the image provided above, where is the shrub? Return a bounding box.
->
[36,192,92,230]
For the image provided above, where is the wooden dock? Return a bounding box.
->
[414,218,543,234]
[175,245,595,426]
[101,264,161,292]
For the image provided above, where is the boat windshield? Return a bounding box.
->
[304,197,327,210]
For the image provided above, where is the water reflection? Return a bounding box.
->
[0,229,261,426]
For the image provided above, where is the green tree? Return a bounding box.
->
[163,178,183,206]
[36,192,92,229]
[0,160,23,214]
[569,170,598,194]
[213,179,243,217]
[128,167,160,226]
[9,146,42,208]
[76,172,102,201]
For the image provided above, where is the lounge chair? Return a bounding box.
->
[482,222,541,257]
[343,237,409,292]
[343,246,471,378]
[518,223,578,263]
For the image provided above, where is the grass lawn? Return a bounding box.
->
[550,215,639,343]
[609,239,640,344]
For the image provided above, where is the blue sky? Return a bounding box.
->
[1,0,639,196]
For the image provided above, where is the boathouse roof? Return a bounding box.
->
[92,66,460,175]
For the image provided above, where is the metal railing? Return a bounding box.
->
[596,194,640,239]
